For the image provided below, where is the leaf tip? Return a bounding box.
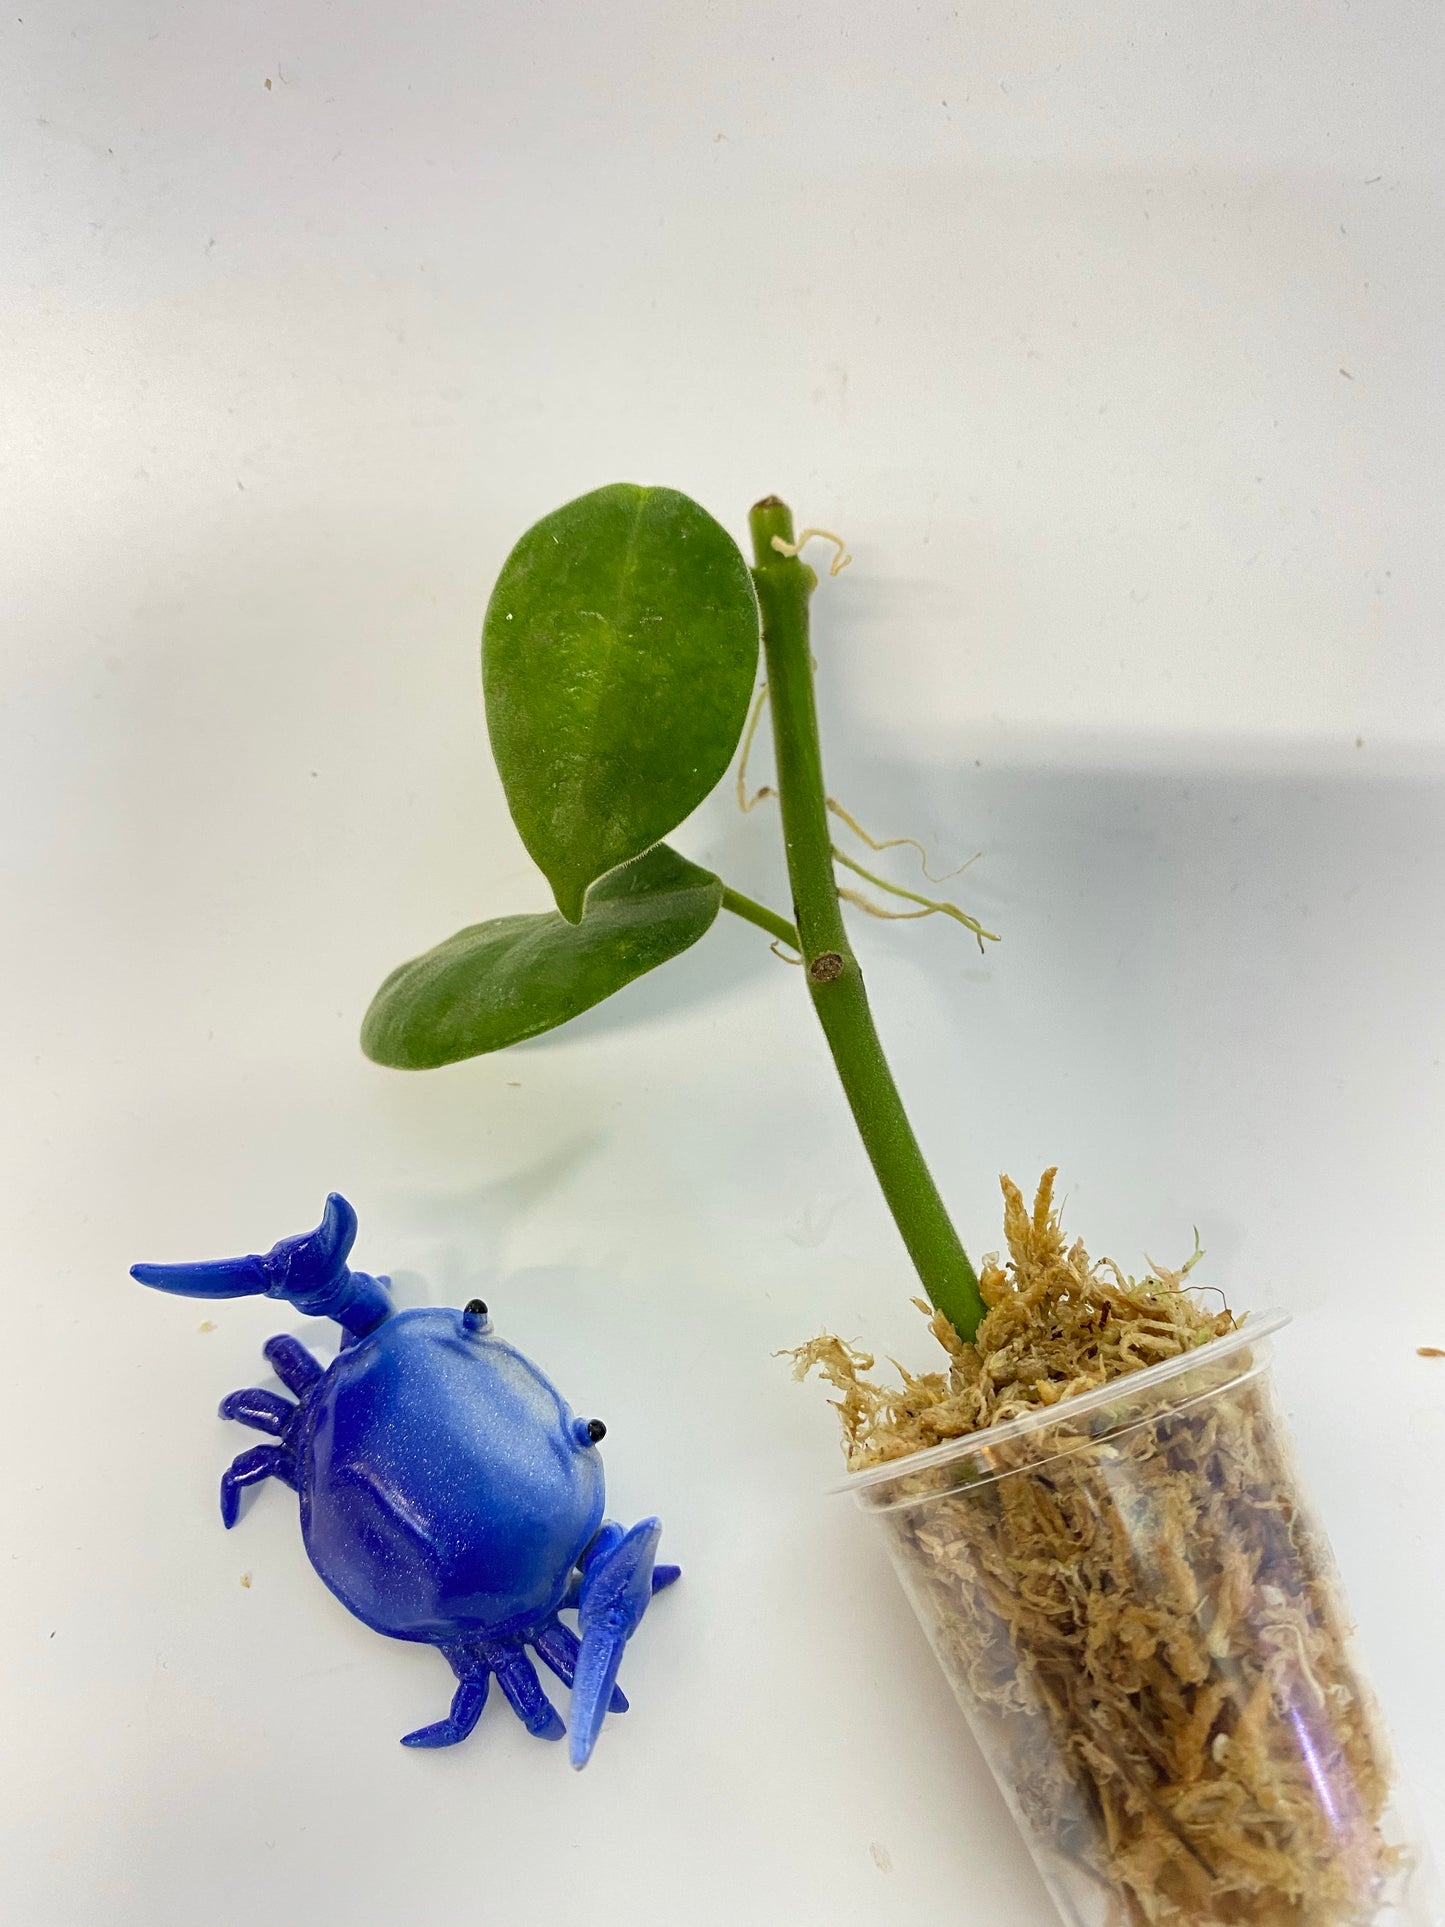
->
[552,884,587,924]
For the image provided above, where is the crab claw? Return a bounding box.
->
[130,1251,270,1300]
[568,1517,663,1770]
[131,1194,392,1338]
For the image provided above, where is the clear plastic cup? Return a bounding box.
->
[843,1314,1440,1927]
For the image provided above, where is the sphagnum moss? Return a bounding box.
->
[794,1173,1396,1927]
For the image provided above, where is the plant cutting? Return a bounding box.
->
[364,485,1433,1926]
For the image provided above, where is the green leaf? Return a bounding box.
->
[483,483,760,922]
[361,844,723,1070]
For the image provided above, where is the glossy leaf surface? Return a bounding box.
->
[361,844,722,1069]
[483,484,759,922]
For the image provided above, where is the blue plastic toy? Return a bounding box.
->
[132,1194,678,1767]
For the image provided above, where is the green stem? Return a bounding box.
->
[720,885,801,952]
[747,497,985,1341]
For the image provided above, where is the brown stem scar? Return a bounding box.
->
[808,951,845,983]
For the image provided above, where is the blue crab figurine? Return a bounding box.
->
[132,1194,678,1767]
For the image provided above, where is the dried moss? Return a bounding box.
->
[793,1174,1399,1927]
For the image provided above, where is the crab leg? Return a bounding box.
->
[219,1443,297,1528]
[262,1333,324,1396]
[484,1645,565,1741]
[401,1656,490,1750]
[218,1388,296,1436]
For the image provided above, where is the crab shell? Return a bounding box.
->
[300,1306,606,1644]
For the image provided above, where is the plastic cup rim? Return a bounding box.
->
[830,1306,1293,1501]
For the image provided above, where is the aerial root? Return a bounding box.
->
[736,682,775,814]
[832,847,998,949]
[825,795,979,885]
[769,527,853,575]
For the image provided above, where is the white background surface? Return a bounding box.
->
[4,5,1444,1923]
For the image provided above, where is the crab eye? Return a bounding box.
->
[462,1300,490,1333]
[573,1417,606,1447]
